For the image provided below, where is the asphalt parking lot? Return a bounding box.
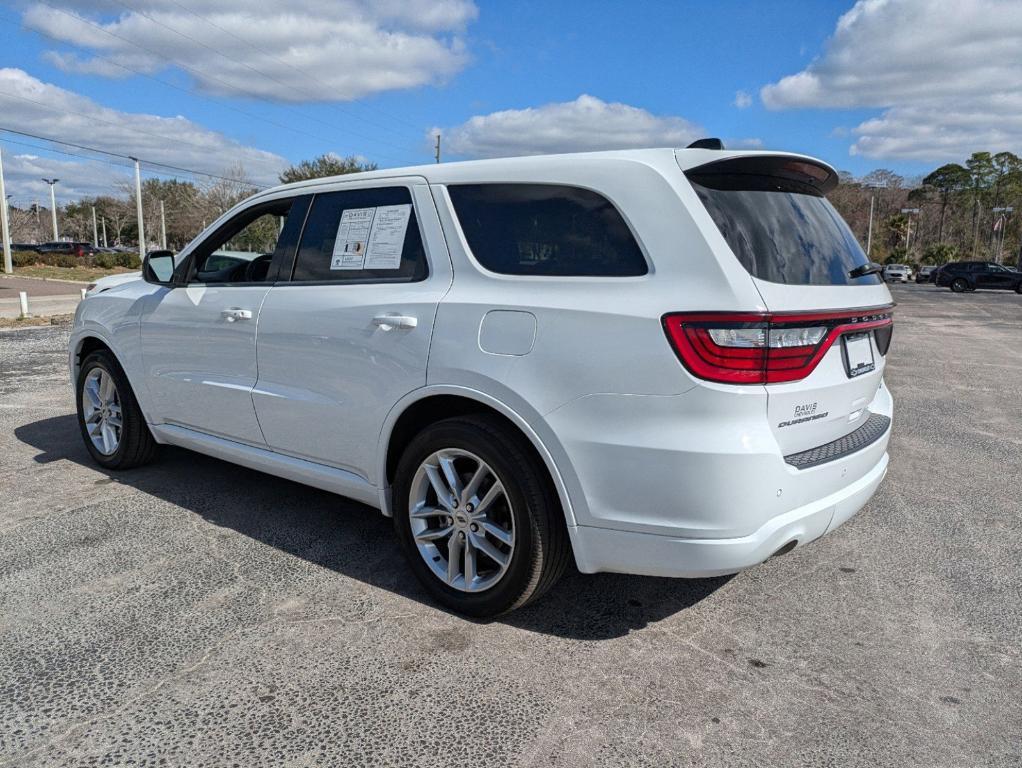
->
[2,285,1020,767]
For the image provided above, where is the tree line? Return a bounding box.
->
[829,151,1022,268]
[6,154,375,250]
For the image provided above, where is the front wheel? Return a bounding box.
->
[951,278,968,293]
[76,349,157,470]
[392,415,569,617]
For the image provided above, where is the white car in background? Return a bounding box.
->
[882,264,913,283]
[69,146,894,616]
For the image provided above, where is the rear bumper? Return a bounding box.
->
[571,450,888,578]
[547,377,893,578]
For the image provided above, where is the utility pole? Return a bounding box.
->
[0,147,12,274]
[992,206,1013,263]
[865,181,886,258]
[131,158,145,260]
[159,199,167,250]
[101,216,108,248]
[434,133,441,164]
[901,208,920,256]
[91,205,99,247]
[42,178,59,240]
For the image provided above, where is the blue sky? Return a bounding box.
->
[1,0,1019,202]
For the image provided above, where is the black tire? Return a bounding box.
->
[1015,282,1022,294]
[76,349,158,470]
[951,278,968,293]
[392,415,570,617]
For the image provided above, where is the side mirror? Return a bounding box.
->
[142,250,176,284]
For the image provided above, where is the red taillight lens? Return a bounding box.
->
[663,308,893,385]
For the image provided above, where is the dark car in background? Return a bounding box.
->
[35,241,98,258]
[915,265,938,283]
[935,261,1022,293]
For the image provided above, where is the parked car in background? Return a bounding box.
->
[915,265,938,283]
[70,147,894,616]
[10,242,39,251]
[882,264,912,283]
[934,261,1022,293]
[36,241,98,258]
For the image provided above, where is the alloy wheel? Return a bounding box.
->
[81,368,122,455]
[407,448,516,593]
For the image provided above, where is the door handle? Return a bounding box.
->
[221,308,253,322]
[372,313,417,331]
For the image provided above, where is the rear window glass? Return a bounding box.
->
[447,184,647,277]
[688,168,880,286]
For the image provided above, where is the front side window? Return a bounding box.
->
[188,198,296,284]
[291,186,427,283]
[447,183,647,277]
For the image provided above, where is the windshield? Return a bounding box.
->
[688,160,880,287]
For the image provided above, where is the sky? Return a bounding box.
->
[1,0,1020,204]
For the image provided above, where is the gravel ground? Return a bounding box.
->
[1,284,1020,767]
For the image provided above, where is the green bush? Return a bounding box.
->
[117,252,141,269]
[55,254,77,268]
[94,252,118,269]
[922,243,956,265]
[11,250,38,267]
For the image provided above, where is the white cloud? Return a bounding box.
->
[22,0,476,103]
[733,90,752,109]
[760,0,1022,161]
[0,68,287,201]
[436,95,703,158]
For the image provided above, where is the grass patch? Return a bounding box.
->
[11,264,134,282]
[0,313,73,329]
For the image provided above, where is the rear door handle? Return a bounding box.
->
[221,308,253,322]
[372,313,417,330]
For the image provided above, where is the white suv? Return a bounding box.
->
[883,264,912,283]
[70,148,894,616]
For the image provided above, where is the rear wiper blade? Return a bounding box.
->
[849,262,882,279]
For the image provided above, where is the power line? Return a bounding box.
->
[0,127,269,187]
[0,7,357,154]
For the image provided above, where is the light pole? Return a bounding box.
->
[865,181,887,258]
[130,158,145,260]
[900,208,920,255]
[0,147,12,274]
[992,206,1013,263]
[41,178,59,240]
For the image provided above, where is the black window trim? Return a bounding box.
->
[174,194,309,288]
[277,183,432,287]
[445,181,652,280]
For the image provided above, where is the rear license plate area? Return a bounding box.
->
[842,332,875,378]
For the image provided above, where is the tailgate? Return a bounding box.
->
[756,280,893,455]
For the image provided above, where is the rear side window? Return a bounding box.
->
[291,186,427,283]
[447,184,647,277]
[688,156,880,286]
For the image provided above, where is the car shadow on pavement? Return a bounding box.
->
[15,414,729,640]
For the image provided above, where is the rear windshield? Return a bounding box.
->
[688,159,880,286]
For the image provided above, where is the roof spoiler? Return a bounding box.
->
[685,154,839,196]
[686,138,726,150]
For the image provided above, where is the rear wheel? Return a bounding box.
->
[392,415,569,617]
[951,278,968,293]
[76,349,157,470]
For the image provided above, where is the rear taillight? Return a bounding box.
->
[663,307,893,384]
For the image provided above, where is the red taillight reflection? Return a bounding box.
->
[662,308,894,384]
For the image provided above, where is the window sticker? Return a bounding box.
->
[330,204,412,271]
[331,207,376,270]
[364,204,412,270]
